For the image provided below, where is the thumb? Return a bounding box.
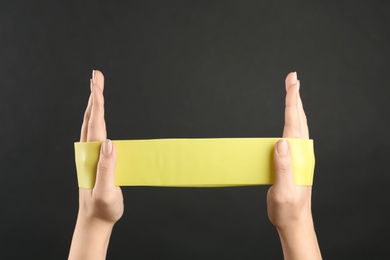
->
[94,139,117,190]
[273,139,294,188]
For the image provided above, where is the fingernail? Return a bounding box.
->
[102,139,112,155]
[276,139,289,155]
[92,70,96,84]
[292,72,297,82]
[297,80,300,92]
[90,79,93,92]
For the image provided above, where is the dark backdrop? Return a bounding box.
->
[1,1,389,259]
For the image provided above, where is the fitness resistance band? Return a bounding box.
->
[74,138,315,189]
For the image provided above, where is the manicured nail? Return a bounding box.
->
[276,139,289,155]
[297,80,300,92]
[90,79,94,92]
[102,139,112,155]
[92,70,96,84]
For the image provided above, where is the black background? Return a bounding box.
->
[1,1,389,259]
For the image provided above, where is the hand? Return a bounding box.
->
[267,72,310,229]
[78,70,123,224]
[69,70,124,260]
[267,72,321,259]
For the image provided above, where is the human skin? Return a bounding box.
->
[267,72,322,259]
[68,71,321,260]
[68,71,124,260]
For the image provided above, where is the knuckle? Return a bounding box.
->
[271,190,295,205]
[276,161,291,173]
[87,121,97,131]
[94,191,116,208]
[97,159,111,173]
[88,120,105,133]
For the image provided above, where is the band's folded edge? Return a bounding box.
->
[74,138,315,189]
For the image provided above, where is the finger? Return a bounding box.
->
[283,72,309,139]
[94,139,117,190]
[273,139,294,189]
[297,85,309,139]
[80,93,92,142]
[285,71,298,91]
[87,80,107,141]
[92,70,105,91]
[283,74,300,138]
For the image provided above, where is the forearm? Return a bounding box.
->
[68,214,114,260]
[277,218,322,260]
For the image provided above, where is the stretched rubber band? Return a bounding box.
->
[74,138,315,189]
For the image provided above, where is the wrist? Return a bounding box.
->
[276,213,314,235]
[68,214,115,260]
[276,215,315,248]
[276,216,321,260]
[76,213,115,235]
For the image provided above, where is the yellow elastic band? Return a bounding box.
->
[74,138,315,189]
